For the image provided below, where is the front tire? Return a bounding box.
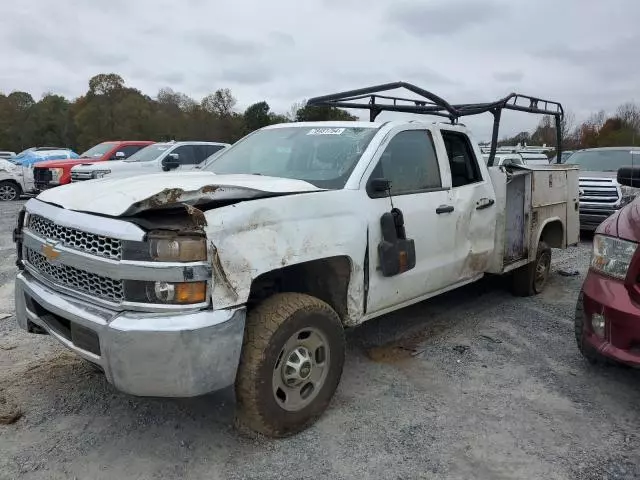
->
[512,241,551,296]
[0,181,20,201]
[235,293,346,438]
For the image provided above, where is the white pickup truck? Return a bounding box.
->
[13,83,578,437]
[70,141,230,182]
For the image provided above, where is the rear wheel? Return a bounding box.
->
[0,181,20,201]
[235,293,346,438]
[512,241,551,296]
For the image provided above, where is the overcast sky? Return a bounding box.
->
[1,0,638,140]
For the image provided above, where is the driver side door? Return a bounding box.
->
[364,127,463,316]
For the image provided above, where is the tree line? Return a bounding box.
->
[0,73,355,153]
[3,72,637,154]
[499,103,640,151]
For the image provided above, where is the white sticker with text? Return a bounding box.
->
[307,128,346,135]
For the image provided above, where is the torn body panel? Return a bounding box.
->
[204,189,368,326]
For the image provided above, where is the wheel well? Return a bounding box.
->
[248,256,352,322]
[539,220,563,248]
[0,179,21,191]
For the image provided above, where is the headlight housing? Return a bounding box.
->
[619,185,640,207]
[124,280,207,304]
[122,233,207,262]
[92,170,111,179]
[50,168,64,183]
[591,234,637,280]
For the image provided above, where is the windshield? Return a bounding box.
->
[206,126,379,189]
[567,149,640,172]
[124,143,171,162]
[80,142,115,158]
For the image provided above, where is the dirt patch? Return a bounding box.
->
[0,395,22,425]
[201,185,219,194]
[366,322,449,364]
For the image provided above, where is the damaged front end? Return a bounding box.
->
[13,194,247,397]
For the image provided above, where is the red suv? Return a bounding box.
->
[33,140,154,191]
[575,166,640,366]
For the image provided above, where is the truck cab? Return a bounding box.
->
[13,82,578,438]
[33,140,154,191]
[70,141,230,182]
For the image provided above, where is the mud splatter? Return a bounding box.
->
[366,323,449,364]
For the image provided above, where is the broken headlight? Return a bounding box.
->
[123,232,207,262]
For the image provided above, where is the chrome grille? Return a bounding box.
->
[26,248,124,302]
[579,178,620,205]
[27,214,122,260]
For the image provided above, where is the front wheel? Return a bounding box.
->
[235,293,345,438]
[511,241,552,296]
[0,181,20,201]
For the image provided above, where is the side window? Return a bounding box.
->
[192,145,225,164]
[441,131,482,187]
[204,145,225,158]
[171,145,197,165]
[369,130,441,196]
[112,145,143,160]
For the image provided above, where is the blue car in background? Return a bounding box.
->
[0,147,79,201]
[11,147,79,166]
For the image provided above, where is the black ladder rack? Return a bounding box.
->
[307,82,564,165]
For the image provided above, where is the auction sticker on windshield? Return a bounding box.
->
[307,128,346,135]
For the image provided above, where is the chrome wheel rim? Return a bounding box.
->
[534,252,551,291]
[0,185,17,201]
[272,327,330,412]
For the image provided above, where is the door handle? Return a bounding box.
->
[476,198,495,210]
[436,205,455,214]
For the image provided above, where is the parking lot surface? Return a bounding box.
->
[1,199,639,480]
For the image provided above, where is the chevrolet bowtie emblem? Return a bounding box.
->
[42,242,61,261]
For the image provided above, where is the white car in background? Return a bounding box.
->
[70,141,230,182]
[483,152,550,167]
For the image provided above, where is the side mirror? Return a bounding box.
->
[114,151,125,159]
[368,178,391,196]
[162,153,180,171]
[617,166,640,188]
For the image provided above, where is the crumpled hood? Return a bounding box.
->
[36,171,324,216]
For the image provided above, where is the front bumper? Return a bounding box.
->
[579,204,618,231]
[15,271,246,397]
[580,270,640,367]
[33,182,58,192]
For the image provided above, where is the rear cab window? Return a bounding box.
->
[441,130,483,188]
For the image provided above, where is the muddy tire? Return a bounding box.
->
[235,292,345,438]
[574,291,602,364]
[511,241,551,296]
[0,181,20,201]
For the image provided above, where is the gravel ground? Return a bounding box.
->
[1,199,639,479]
